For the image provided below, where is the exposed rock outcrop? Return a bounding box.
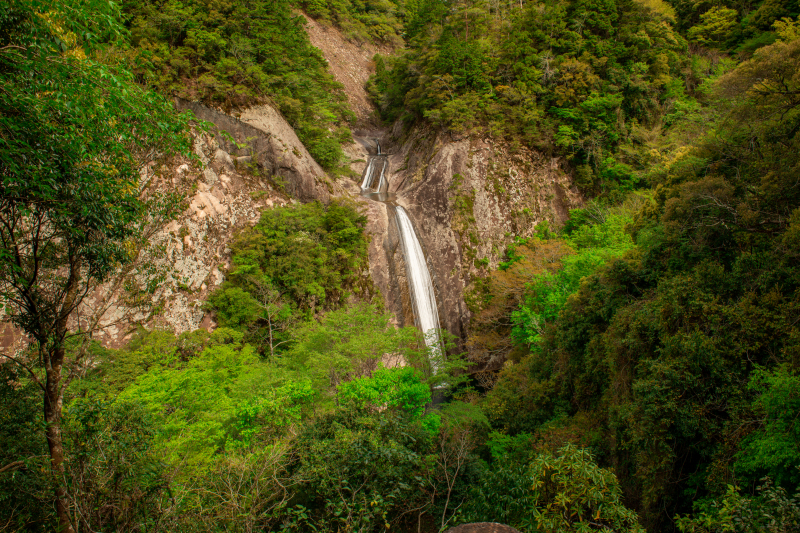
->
[300,12,395,127]
[367,123,582,345]
[5,16,580,357]
[78,100,349,347]
[176,99,336,203]
[297,14,583,350]
[446,523,522,533]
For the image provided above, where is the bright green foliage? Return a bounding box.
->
[228,200,369,311]
[206,200,373,354]
[735,367,800,491]
[117,328,304,472]
[298,0,407,44]
[281,302,469,406]
[370,0,687,193]
[293,408,434,532]
[232,379,316,447]
[281,303,422,401]
[337,366,479,438]
[511,201,637,347]
[338,366,431,417]
[467,201,636,367]
[675,478,800,533]
[688,7,739,46]
[123,0,353,169]
[484,34,800,532]
[464,444,645,532]
[28,298,479,530]
[0,2,192,530]
[0,0,192,346]
[67,331,180,400]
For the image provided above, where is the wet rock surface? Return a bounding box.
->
[445,523,522,533]
[376,123,582,346]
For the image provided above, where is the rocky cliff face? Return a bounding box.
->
[4,14,581,357]
[295,13,583,346]
[372,123,582,345]
[77,99,351,348]
[99,15,582,351]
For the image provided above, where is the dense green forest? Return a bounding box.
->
[2,0,800,532]
[371,0,800,531]
[121,0,358,170]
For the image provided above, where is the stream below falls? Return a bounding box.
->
[359,139,443,370]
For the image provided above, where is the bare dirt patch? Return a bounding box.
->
[300,13,396,127]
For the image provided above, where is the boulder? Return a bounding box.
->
[446,523,522,533]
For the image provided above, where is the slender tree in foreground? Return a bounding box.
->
[0,1,192,530]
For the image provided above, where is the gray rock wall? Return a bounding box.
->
[175,99,334,203]
[74,100,346,347]
[379,123,583,346]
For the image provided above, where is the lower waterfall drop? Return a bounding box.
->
[395,206,442,369]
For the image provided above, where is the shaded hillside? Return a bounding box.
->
[123,0,354,170]
[2,1,799,532]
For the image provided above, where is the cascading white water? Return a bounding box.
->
[377,160,387,192]
[395,206,442,368]
[360,153,386,193]
[358,138,443,372]
[360,158,375,190]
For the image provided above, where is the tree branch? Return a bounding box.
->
[0,461,25,473]
[0,352,45,391]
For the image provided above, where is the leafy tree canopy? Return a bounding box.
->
[123,0,355,169]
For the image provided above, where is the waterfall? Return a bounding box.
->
[360,158,375,190]
[395,206,442,367]
[358,137,443,373]
[377,160,387,192]
[360,155,386,193]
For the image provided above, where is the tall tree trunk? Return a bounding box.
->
[44,354,74,533]
[44,254,80,533]
[267,312,275,359]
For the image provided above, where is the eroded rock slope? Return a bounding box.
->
[373,123,582,344]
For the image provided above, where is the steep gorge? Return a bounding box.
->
[6,1,800,530]
[38,12,582,359]
[302,15,583,361]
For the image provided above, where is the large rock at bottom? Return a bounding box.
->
[446,523,522,533]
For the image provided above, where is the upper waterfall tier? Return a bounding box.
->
[360,156,387,193]
[360,158,375,190]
